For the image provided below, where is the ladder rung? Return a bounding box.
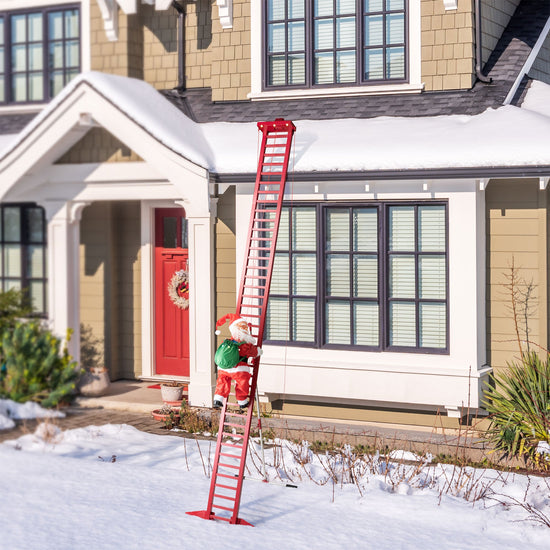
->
[254,209,277,213]
[224,421,246,428]
[221,442,244,449]
[222,432,244,439]
[256,200,279,204]
[249,247,271,252]
[211,514,231,522]
[218,473,241,480]
[214,493,236,502]
[215,483,238,491]
[212,504,234,512]
[220,452,242,459]
[219,462,240,470]
[225,411,247,418]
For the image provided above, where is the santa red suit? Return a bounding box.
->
[213,314,261,409]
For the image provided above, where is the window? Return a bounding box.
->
[0,204,47,315]
[265,0,407,88]
[0,5,80,104]
[265,202,448,352]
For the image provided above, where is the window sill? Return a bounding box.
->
[248,82,424,101]
[0,104,45,114]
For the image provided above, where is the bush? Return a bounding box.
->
[0,289,32,347]
[483,352,550,466]
[0,321,82,408]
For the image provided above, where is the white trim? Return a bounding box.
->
[237,179,487,410]
[540,177,549,190]
[443,0,457,10]
[96,0,119,41]
[250,0,423,100]
[0,0,77,8]
[216,0,233,29]
[504,15,550,105]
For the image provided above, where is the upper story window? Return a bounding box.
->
[0,5,80,105]
[265,0,407,89]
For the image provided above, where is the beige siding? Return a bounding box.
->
[56,128,143,163]
[80,201,142,380]
[420,0,475,91]
[529,32,550,85]
[486,179,548,375]
[480,0,521,65]
[210,0,251,101]
[215,187,237,344]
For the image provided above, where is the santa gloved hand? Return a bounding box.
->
[256,348,263,356]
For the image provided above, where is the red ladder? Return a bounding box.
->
[187,118,296,526]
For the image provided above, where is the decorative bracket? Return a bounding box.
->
[540,177,549,190]
[96,0,119,41]
[478,178,488,191]
[69,201,91,224]
[217,0,233,29]
[443,0,458,10]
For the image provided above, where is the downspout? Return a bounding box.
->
[172,1,186,90]
[474,0,492,83]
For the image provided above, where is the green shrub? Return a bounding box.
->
[0,321,82,408]
[483,352,550,466]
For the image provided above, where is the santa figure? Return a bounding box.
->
[213,313,262,409]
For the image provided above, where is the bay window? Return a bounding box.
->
[265,0,407,88]
[265,202,448,352]
[0,5,80,104]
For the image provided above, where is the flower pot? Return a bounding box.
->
[79,368,110,397]
[151,409,180,422]
[160,384,184,403]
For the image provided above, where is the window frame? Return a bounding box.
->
[0,202,48,316]
[264,200,449,354]
[262,0,409,91]
[0,3,80,106]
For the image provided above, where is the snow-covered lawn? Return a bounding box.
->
[1,402,550,549]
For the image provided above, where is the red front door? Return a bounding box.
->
[154,208,189,377]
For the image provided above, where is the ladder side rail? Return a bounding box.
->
[205,399,231,517]
[230,404,255,524]
[251,128,295,347]
[236,129,271,311]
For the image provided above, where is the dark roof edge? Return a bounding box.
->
[211,166,550,183]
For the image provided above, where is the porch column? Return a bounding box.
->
[185,213,216,407]
[42,200,89,366]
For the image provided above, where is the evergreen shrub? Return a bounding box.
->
[0,321,82,408]
[483,352,550,467]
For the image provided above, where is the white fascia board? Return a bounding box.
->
[443,0,457,10]
[0,83,210,214]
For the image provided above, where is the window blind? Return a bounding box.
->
[293,298,315,341]
[265,297,290,340]
[354,302,379,346]
[389,206,415,251]
[293,253,317,294]
[419,255,446,300]
[389,255,415,298]
[420,303,446,348]
[327,255,350,296]
[327,209,349,251]
[326,301,350,344]
[389,301,416,346]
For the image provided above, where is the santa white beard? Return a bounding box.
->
[230,326,256,344]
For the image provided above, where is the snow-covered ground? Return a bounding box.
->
[1,401,550,550]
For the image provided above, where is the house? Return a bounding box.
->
[0,0,549,428]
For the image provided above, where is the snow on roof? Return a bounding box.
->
[4,72,550,175]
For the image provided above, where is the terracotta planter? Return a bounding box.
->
[151,409,180,422]
[160,384,184,403]
[79,368,110,397]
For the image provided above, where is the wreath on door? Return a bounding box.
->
[168,269,189,309]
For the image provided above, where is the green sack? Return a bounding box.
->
[215,339,241,369]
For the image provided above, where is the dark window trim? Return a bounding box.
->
[264,199,449,355]
[0,202,47,316]
[0,4,80,106]
[262,0,409,91]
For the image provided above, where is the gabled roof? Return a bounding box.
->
[160,0,550,123]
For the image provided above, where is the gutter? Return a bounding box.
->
[172,1,186,90]
[211,166,550,184]
[474,0,492,84]
[503,15,550,105]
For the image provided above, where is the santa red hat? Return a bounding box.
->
[215,313,248,335]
